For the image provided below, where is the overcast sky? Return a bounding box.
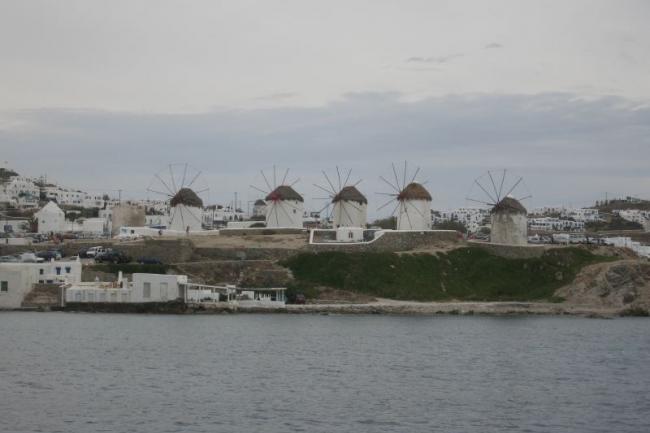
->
[1,0,649,215]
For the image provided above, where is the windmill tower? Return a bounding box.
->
[314,167,367,228]
[377,162,432,230]
[466,169,531,245]
[147,163,209,233]
[251,166,304,228]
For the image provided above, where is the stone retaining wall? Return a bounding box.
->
[192,247,301,261]
[308,230,460,253]
[469,241,552,259]
[219,228,307,236]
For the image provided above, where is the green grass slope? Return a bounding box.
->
[281,247,610,302]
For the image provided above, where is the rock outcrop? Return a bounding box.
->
[556,259,650,314]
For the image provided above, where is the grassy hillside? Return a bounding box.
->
[281,247,610,302]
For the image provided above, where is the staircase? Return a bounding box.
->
[22,284,63,308]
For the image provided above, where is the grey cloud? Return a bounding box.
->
[405,54,463,64]
[255,92,298,101]
[1,92,649,212]
[485,43,503,49]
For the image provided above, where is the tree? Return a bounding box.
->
[370,216,396,229]
[433,220,468,234]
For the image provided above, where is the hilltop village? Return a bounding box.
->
[1,163,650,316]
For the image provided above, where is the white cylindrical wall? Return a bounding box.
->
[332,201,367,228]
[397,199,431,230]
[265,200,303,228]
[169,205,203,232]
[491,212,528,245]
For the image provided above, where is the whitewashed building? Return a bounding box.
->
[433,208,490,233]
[528,217,585,232]
[0,259,82,308]
[617,210,650,230]
[66,273,187,304]
[252,199,267,218]
[35,201,66,234]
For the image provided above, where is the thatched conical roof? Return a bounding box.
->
[398,182,432,201]
[332,186,367,205]
[492,196,527,214]
[170,188,203,208]
[266,185,304,202]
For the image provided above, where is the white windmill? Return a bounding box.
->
[250,166,304,228]
[146,163,209,233]
[466,169,531,245]
[377,162,432,231]
[314,167,368,228]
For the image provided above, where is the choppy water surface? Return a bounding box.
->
[1,313,649,433]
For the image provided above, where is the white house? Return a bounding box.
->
[0,259,82,309]
[66,273,187,304]
[252,199,267,218]
[131,273,187,302]
[265,185,304,228]
[528,217,585,232]
[35,201,66,234]
[397,183,432,231]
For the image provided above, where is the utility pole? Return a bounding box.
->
[118,189,122,203]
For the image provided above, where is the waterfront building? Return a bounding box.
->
[0,259,82,308]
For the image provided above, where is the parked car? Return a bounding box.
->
[0,255,20,263]
[19,252,44,263]
[95,250,131,264]
[85,246,106,258]
[294,293,306,304]
[137,257,163,265]
[36,250,62,261]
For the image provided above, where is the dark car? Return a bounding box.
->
[294,293,306,304]
[96,250,131,264]
[137,257,163,265]
[36,250,62,261]
[77,248,90,258]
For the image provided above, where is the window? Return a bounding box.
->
[39,269,44,275]
[160,282,168,300]
[143,282,151,299]
[55,267,61,275]
[65,267,71,274]
[1,281,7,292]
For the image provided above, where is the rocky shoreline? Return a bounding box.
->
[8,299,646,317]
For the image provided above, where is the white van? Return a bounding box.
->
[85,246,106,258]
